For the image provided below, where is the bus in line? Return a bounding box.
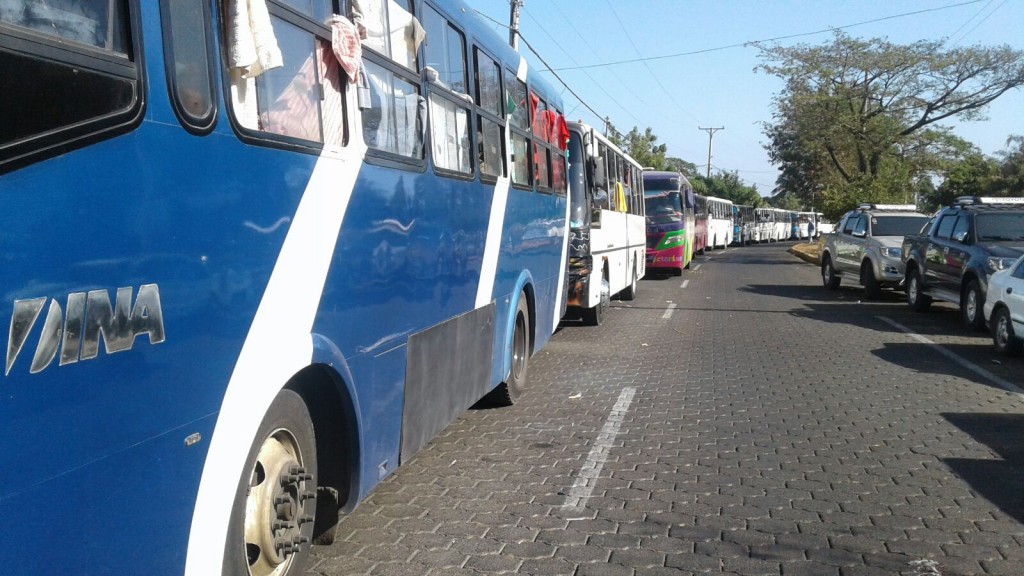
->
[753,207,776,242]
[643,170,696,275]
[705,195,734,249]
[774,208,794,241]
[0,1,572,574]
[566,122,646,325]
[694,194,710,254]
[731,204,754,246]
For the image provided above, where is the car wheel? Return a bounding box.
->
[821,256,840,290]
[906,268,931,312]
[961,279,986,331]
[861,262,881,299]
[992,306,1023,356]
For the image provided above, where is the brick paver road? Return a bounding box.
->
[306,242,1024,576]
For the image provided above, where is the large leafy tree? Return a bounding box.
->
[759,31,1024,220]
[617,126,668,169]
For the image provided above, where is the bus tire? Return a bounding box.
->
[492,295,531,405]
[224,389,318,576]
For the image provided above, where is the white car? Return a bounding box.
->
[983,254,1024,355]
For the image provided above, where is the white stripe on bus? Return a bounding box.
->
[184,148,363,575]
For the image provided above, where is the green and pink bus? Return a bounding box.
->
[643,171,697,275]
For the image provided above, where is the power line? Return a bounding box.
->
[550,0,986,71]
[949,0,1007,46]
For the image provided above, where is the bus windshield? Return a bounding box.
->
[645,192,683,224]
[567,131,589,228]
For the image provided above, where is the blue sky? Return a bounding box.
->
[473,0,1024,195]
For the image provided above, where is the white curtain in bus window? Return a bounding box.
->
[362,59,422,156]
[360,0,419,70]
[429,95,470,174]
[1,0,128,51]
[256,18,323,142]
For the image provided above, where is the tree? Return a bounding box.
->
[759,30,1024,219]
[618,126,668,169]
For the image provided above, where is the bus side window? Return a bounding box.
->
[423,4,472,174]
[531,93,551,191]
[505,69,532,188]
[161,0,216,132]
[1,1,141,172]
[549,109,567,196]
[474,48,505,180]
[226,2,349,149]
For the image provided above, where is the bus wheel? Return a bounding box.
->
[225,389,317,576]
[492,295,531,405]
[621,267,638,301]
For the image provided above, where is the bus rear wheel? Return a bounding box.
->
[491,295,531,405]
[225,389,318,576]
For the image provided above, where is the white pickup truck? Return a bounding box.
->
[820,204,931,298]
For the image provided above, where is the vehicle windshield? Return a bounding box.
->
[976,212,1024,241]
[645,192,683,224]
[871,215,930,236]
[567,131,589,229]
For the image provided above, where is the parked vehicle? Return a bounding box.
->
[983,255,1024,355]
[902,196,1024,330]
[820,204,930,298]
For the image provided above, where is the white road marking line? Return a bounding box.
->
[561,387,637,517]
[680,279,690,289]
[661,303,677,320]
[692,264,701,271]
[877,316,1024,395]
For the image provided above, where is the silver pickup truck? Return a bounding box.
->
[820,204,931,298]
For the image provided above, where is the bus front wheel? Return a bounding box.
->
[224,389,318,576]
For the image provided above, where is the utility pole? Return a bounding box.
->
[508,0,523,49]
[698,126,724,179]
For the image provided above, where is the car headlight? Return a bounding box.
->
[987,256,1018,272]
[883,247,902,258]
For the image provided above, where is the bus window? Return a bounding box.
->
[567,130,589,228]
[423,4,471,174]
[531,93,551,190]
[474,49,505,180]
[161,0,216,131]
[505,69,532,188]
[361,0,419,71]
[1,1,141,171]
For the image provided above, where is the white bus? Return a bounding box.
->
[705,195,734,249]
[753,207,776,242]
[773,208,792,241]
[566,122,646,325]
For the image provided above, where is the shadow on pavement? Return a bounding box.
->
[941,412,1024,524]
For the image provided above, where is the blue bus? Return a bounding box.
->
[0,1,570,574]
